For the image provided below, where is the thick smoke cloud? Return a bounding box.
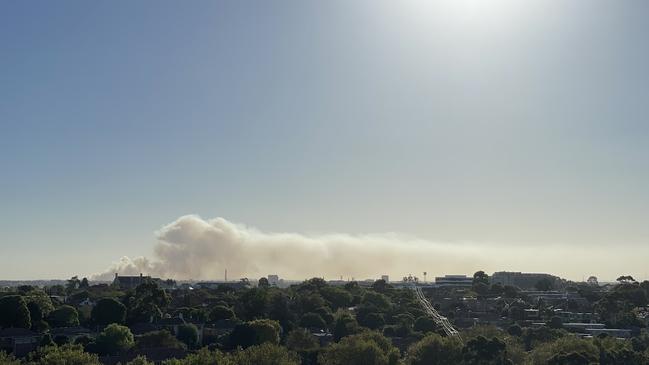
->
[94,215,493,281]
[94,215,649,282]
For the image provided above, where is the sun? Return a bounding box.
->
[394,0,535,35]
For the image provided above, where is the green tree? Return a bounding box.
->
[66,276,81,292]
[47,305,80,327]
[0,295,31,329]
[79,278,90,289]
[126,281,170,323]
[228,343,300,365]
[359,312,385,330]
[318,332,399,365]
[27,344,100,365]
[332,310,359,341]
[176,323,200,349]
[230,319,280,349]
[258,277,270,289]
[93,323,135,355]
[286,328,319,352]
[360,292,391,312]
[135,330,185,350]
[461,336,512,365]
[529,337,597,365]
[237,288,269,320]
[0,351,21,365]
[507,324,522,337]
[413,316,436,333]
[320,287,353,310]
[405,333,463,365]
[209,305,236,322]
[126,355,154,365]
[92,298,127,325]
[299,313,326,329]
[40,333,55,347]
[473,271,490,285]
[161,348,227,365]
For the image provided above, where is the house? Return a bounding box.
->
[49,327,93,343]
[0,328,41,357]
[113,273,150,290]
[434,275,473,288]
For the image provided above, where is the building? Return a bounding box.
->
[434,275,473,288]
[0,328,40,357]
[113,273,149,289]
[491,272,561,290]
[268,275,279,287]
[195,280,251,290]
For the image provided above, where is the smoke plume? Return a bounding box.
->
[94,215,495,281]
[93,215,649,282]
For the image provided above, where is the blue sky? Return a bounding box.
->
[1,1,648,280]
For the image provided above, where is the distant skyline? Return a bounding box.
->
[1,1,648,281]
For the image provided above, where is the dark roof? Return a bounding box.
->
[129,323,161,335]
[49,327,92,335]
[0,328,38,337]
[156,317,185,326]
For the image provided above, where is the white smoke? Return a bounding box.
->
[94,214,642,281]
[94,215,492,281]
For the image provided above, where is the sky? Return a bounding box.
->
[1,0,648,281]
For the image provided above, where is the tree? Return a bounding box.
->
[176,323,199,349]
[507,324,522,337]
[286,328,319,352]
[0,351,20,365]
[27,344,100,365]
[47,305,80,327]
[27,301,48,331]
[405,333,463,365]
[135,330,185,350]
[209,305,236,322]
[320,287,353,310]
[228,343,300,365]
[258,277,270,289]
[529,337,597,365]
[359,312,385,330]
[125,356,154,365]
[535,278,554,292]
[0,295,31,329]
[473,271,490,286]
[93,323,134,355]
[333,310,359,341]
[80,278,90,289]
[91,298,126,325]
[617,275,636,284]
[413,316,436,333]
[300,313,327,329]
[461,336,511,365]
[230,319,280,349]
[361,292,391,312]
[40,333,55,347]
[318,332,399,365]
[126,281,170,323]
[371,280,391,293]
[548,316,563,329]
[66,276,81,291]
[237,288,269,320]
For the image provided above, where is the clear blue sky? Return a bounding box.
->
[1,0,648,280]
